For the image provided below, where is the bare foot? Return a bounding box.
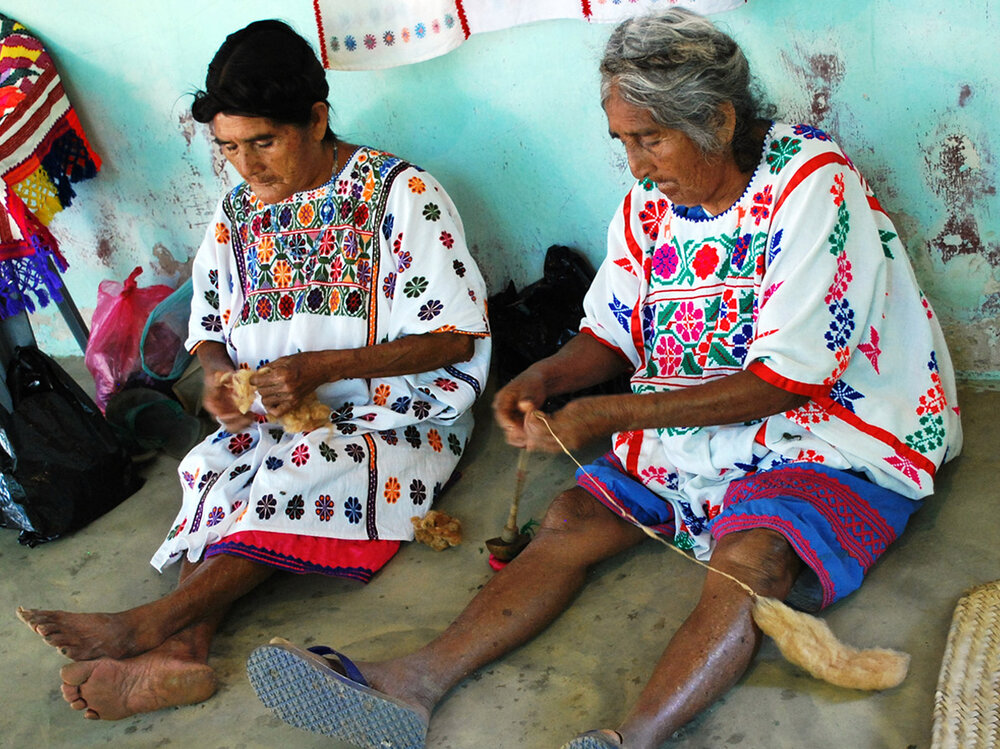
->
[59,648,218,720]
[16,606,163,661]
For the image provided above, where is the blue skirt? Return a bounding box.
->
[576,457,921,611]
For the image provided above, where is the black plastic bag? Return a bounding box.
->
[488,245,629,408]
[0,346,143,546]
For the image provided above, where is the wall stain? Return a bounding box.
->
[96,233,115,266]
[779,48,846,127]
[178,110,196,146]
[977,292,1000,318]
[923,129,998,268]
[150,242,193,280]
[958,84,973,107]
[806,53,846,121]
[933,213,991,265]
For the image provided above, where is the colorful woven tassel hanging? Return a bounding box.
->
[0,13,101,319]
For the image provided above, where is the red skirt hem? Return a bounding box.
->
[204,530,401,583]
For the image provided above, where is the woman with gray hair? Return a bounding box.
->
[246,8,959,747]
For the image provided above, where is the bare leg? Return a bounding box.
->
[356,488,648,716]
[17,553,273,660]
[609,528,802,748]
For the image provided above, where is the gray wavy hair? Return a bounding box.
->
[600,8,771,171]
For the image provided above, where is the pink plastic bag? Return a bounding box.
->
[84,267,173,411]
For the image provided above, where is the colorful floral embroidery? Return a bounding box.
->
[404,276,428,297]
[692,243,720,280]
[228,433,252,455]
[766,136,802,174]
[315,494,335,521]
[639,198,669,239]
[344,496,362,523]
[256,494,277,520]
[750,185,773,225]
[824,298,855,351]
[825,252,853,304]
[609,295,631,330]
[792,124,831,141]
[373,384,391,406]
[384,476,401,503]
[673,301,705,343]
[652,242,680,279]
[654,334,684,377]
[285,495,304,520]
[291,444,310,466]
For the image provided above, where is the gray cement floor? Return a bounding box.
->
[2,359,997,748]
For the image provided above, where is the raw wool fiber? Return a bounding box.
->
[223,368,332,433]
[533,411,910,692]
[411,509,462,551]
[753,595,909,690]
[931,580,1000,748]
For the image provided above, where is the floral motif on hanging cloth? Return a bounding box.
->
[312,0,749,71]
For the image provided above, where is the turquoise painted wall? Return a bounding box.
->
[7,1,998,379]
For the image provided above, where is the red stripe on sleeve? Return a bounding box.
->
[748,363,937,479]
[622,192,644,265]
[580,327,634,367]
[747,360,831,398]
[772,152,850,216]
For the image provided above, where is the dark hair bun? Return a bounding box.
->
[191,20,330,127]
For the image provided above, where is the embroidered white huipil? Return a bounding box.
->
[151,147,490,571]
[580,123,961,559]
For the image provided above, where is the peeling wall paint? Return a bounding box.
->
[7,1,998,380]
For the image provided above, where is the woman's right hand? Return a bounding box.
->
[492,370,547,447]
[492,334,631,448]
[196,341,253,432]
[202,369,254,432]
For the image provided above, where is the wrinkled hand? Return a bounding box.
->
[251,352,324,417]
[494,371,615,453]
[203,369,253,432]
[520,397,615,454]
[492,370,547,448]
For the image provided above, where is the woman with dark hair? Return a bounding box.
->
[17,19,490,721]
[243,9,959,748]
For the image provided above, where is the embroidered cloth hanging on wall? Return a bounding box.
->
[313,0,748,71]
[0,14,101,320]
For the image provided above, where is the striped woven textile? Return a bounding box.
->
[0,13,101,319]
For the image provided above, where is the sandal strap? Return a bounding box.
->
[307,645,370,687]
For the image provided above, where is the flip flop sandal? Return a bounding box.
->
[561,729,625,748]
[247,637,427,749]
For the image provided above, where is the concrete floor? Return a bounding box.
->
[2,358,997,749]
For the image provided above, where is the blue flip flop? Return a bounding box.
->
[560,729,625,748]
[246,637,428,749]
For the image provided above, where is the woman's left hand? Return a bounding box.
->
[521,396,618,454]
[251,352,329,417]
